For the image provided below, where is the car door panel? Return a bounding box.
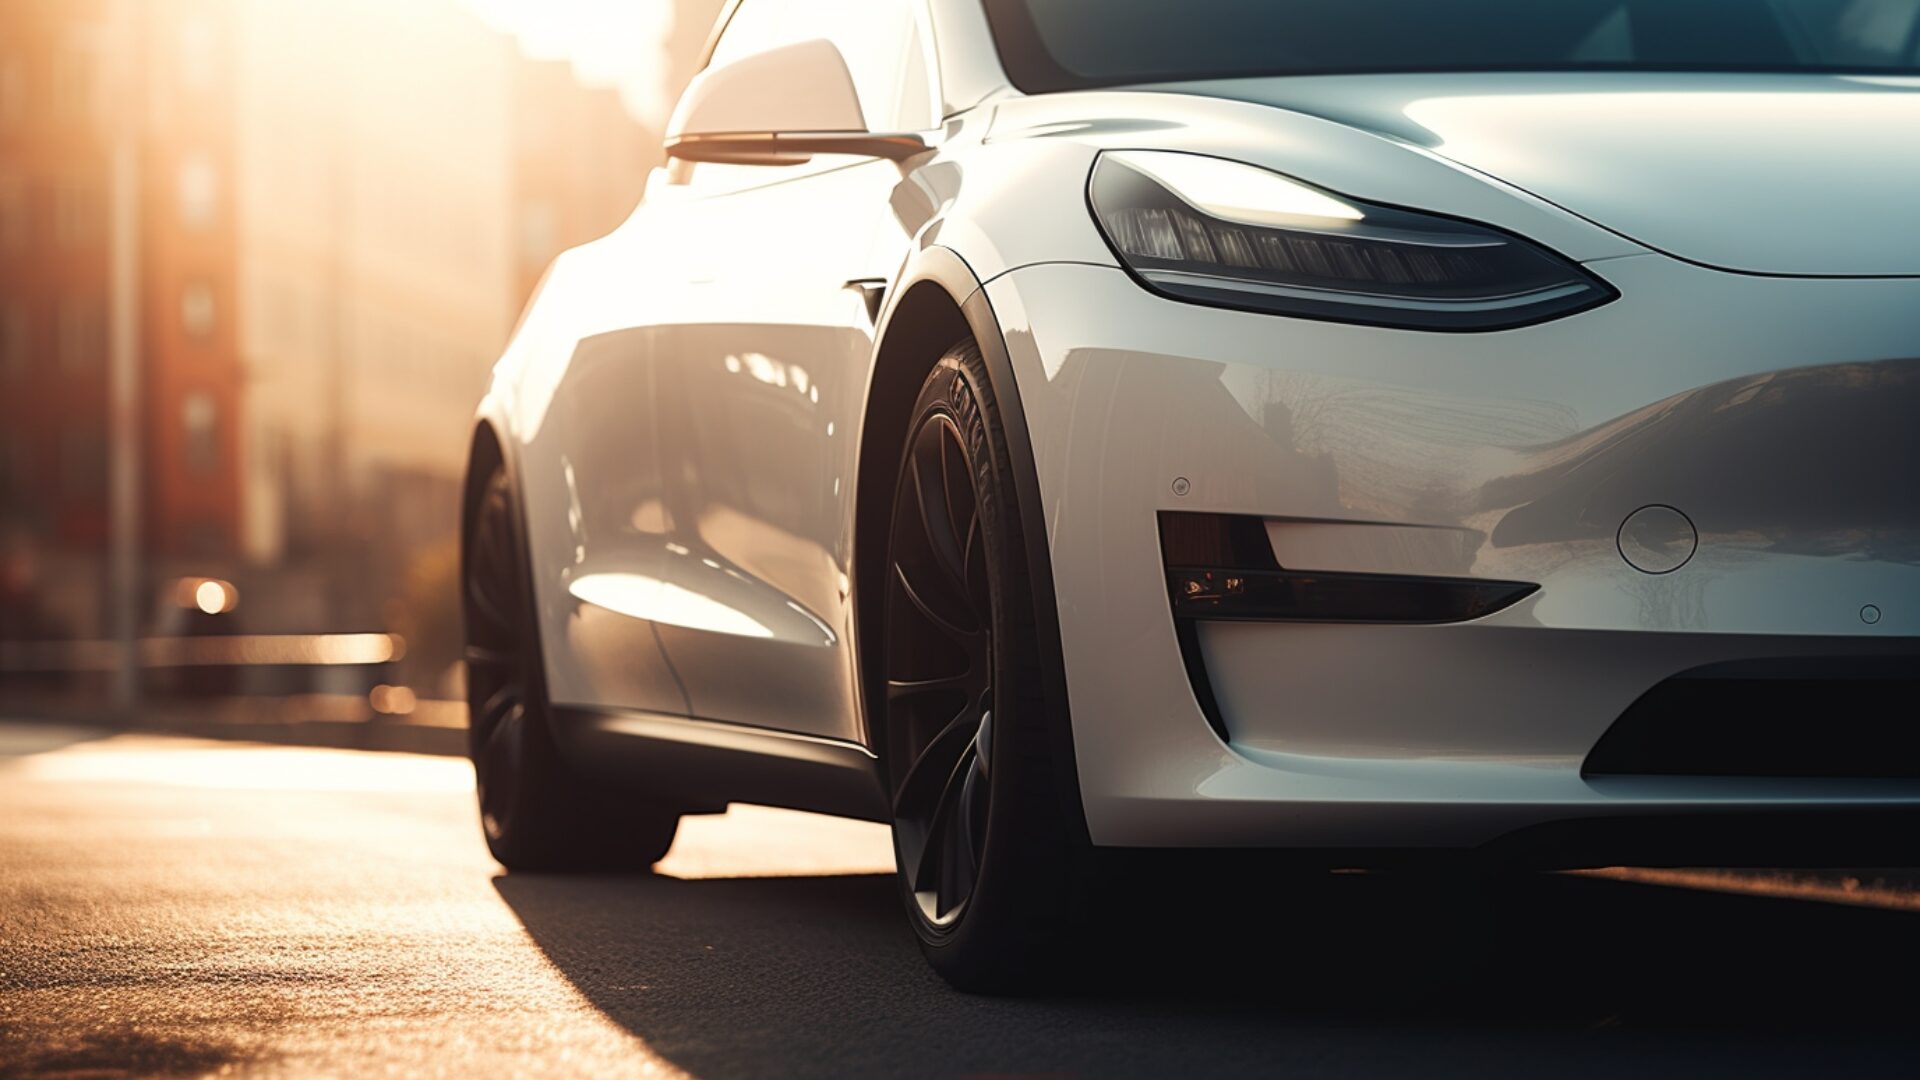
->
[650,160,904,743]
[545,0,938,742]
[535,326,694,717]
[512,205,699,719]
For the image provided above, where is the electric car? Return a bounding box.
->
[462,0,1920,989]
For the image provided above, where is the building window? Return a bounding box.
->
[52,180,106,248]
[181,282,216,340]
[0,54,25,129]
[182,391,219,474]
[52,29,106,125]
[177,19,219,93]
[60,427,106,499]
[0,304,28,378]
[56,295,107,372]
[178,158,218,229]
[0,177,30,252]
[51,50,88,120]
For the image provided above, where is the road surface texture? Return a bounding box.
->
[3,721,1918,1078]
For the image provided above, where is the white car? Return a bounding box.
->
[463,0,1920,989]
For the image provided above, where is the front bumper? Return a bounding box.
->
[984,256,1920,852]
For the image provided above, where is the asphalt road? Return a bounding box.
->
[3,722,1919,1079]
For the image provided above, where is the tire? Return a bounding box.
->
[880,341,1089,992]
[462,459,680,872]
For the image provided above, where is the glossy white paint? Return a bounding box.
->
[482,5,942,746]
[667,38,866,140]
[642,157,909,743]
[1174,73,1920,275]
[986,260,1920,845]
[488,159,912,741]
[473,0,1920,852]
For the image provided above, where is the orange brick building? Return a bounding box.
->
[139,0,245,562]
[1,0,663,640]
[1,0,245,641]
[1,0,119,554]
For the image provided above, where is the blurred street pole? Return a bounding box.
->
[325,44,352,569]
[106,0,143,712]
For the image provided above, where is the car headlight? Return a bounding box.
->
[1088,150,1615,331]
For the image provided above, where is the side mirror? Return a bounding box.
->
[664,38,927,166]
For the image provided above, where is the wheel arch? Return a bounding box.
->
[459,415,548,707]
[852,247,1090,844]
[460,418,527,605]
[461,420,507,551]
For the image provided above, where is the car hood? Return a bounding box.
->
[1154,72,1920,277]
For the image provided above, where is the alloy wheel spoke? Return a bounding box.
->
[886,395,996,928]
[959,513,982,596]
[938,763,985,914]
[885,672,976,702]
[463,644,517,669]
[478,697,525,805]
[466,539,515,635]
[891,562,980,646]
[892,706,984,819]
[475,682,520,741]
[467,502,523,637]
[913,741,979,898]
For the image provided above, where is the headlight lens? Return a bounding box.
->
[1089,150,1615,331]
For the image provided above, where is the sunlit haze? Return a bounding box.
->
[464,0,679,123]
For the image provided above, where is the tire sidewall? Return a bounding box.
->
[464,459,677,871]
[885,345,1086,987]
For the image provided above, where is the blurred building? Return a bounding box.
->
[0,0,161,639]
[511,57,655,313]
[0,0,663,654]
[664,0,728,124]
[231,0,525,638]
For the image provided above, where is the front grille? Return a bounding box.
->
[1157,510,1537,743]
[1157,511,1536,624]
[1584,657,1920,779]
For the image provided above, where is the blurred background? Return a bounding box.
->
[0,0,725,740]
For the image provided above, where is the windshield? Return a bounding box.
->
[983,0,1920,91]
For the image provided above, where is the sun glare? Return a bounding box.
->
[461,0,676,123]
[18,738,475,794]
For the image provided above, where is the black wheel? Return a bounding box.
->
[882,342,1087,991]
[463,459,680,871]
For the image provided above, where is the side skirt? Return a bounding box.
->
[550,706,892,823]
